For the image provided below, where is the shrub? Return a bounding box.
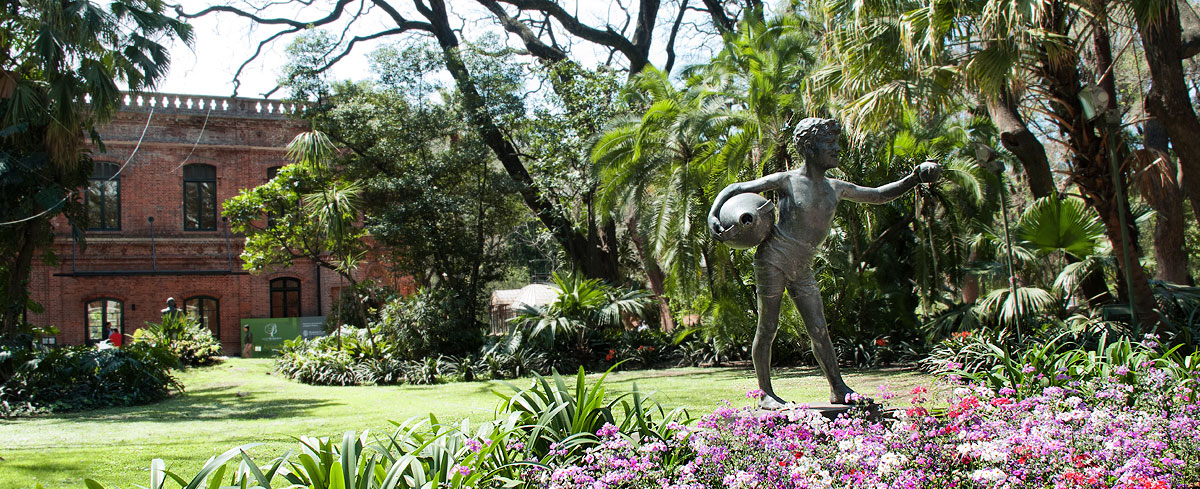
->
[86,365,690,489]
[510,273,651,366]
[134,315,223,367]
[1,340,180,416]
[376,287,484,360]
[275,329,398,386]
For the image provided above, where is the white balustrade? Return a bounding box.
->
[100,91,302,119]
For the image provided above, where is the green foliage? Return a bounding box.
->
[496,366,691,458]
[0,339,180,416]
[510,273,651,356]
[284,39,527,329]
[223,135,367,278]
[1,0,191,333]
[1016,197,1107,260]
[934,331,1200,400]
[134,315,223,368]
[275,328,395,386]
[376,287,484,361]
[86,364,691,489]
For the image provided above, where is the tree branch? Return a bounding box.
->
[175,0,358,27]
[489,0,641,66]
[476,0,568,62]
[699,0,736,34]
[663,0,689,74]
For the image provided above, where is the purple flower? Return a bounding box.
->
[597,423,620,438]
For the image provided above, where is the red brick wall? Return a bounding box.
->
[26,94,398,354]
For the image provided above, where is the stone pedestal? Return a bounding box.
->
[759,402,889,421]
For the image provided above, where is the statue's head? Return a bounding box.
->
[792,118,841,162]
[166,297,176,307]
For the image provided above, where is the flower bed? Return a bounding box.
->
[547,372,1199,488]
[86,364,1200,489]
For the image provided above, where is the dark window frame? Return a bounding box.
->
[184,295,220,338]
[86,162,121,231]
[183,164,217,231]
[270,277,302,318]
[85,298,123,345]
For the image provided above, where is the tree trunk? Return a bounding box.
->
[985,86,1057,199]
[1179,0,1200,58]
[1138,0,1200,224]
[1141,115,1192,284]
[626,211,676,331]
[1,222,38,334]
[1035,3,1163,331]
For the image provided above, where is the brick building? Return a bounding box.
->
[27,93,398,353]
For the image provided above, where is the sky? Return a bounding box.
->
[155,0,724,99]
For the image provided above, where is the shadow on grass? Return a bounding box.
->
[36,385,342,424]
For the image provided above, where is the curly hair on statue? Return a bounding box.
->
[792,117,841,158]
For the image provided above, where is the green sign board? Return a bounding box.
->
[240,316,326,357]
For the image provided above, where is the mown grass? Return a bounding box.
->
[0,358,933,489]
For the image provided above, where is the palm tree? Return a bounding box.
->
[511,272,651,352]
[594,11,823,340]
[0,0,192,333]
[811,0,1166,330]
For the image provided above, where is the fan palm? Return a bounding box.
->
[1016,196,1115,307]
[1,0,191,332]
[1017,196,1106,260]
[811,0,1165,329]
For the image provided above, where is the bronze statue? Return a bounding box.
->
[161,297,181,319]
[708,117,941,409]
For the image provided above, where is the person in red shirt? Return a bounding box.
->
[108,325,122,347]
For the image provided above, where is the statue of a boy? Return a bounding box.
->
[708,117,941,409]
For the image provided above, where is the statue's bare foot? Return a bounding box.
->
[831,388,873,405]
[759,393,790,410]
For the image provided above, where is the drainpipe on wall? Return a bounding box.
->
[222,217,233,271]
[148,216,157,271]
[315,261,322,316]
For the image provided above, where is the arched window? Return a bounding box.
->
[86,298,123,345]
[87,162,121,230]
[183,164,217,230]
[270,278,301,318]
[184,296,219,336]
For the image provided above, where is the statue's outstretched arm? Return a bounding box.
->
[838,161,941,204]
[708,173,787,233]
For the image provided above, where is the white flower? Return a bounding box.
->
[969,468,1006,483]
[877,452,908,474]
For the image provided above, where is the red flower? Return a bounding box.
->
[953,330,973,339]
[875,338,888,346]
[605,349,615,361]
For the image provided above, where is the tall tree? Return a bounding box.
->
[223,132,369,296]
[1132,0,1200,222]
[178,1,745,285]
[0,0,192,333]
[814,0,1165,328]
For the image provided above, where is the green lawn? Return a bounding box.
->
[0,358,933,489]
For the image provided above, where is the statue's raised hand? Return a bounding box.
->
[709,214,724,236]
[914,160,942,183]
